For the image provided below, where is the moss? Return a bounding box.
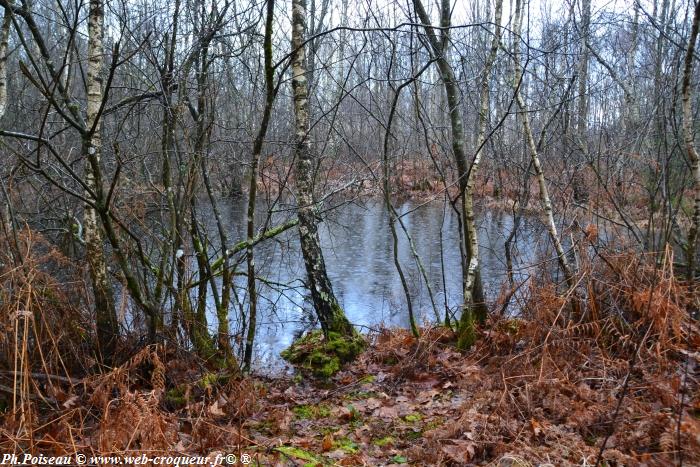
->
[293,405,314,419]
[281,330,365,378]
[372,436,394,447]
[456,307,477,350]
[359,374,375,384]
[403,413,422,423]
[293,403,331,420]
[198,372,229,389]
[333,437,358,454]
[404,430,422,440]
[274,446,323,464]
[164,386,189,409]
[500,319,521,334]
[424,418,443,431]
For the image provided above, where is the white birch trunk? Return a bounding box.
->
[291,0,352,337]
[83,0,118,360]
[512,0,575,288]
[463,0,503,320]
[0,11,9,119]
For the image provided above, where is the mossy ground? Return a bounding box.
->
[281,329,365,377]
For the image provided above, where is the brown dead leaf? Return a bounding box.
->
[441,440,476,463]
[354,397,382,413]
[374,405,400,420]
[208,398,226,417]
[339,454,366,465]
[322,433,334,451]
[417,389,440,404]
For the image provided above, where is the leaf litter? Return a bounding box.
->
[1,249,699,466]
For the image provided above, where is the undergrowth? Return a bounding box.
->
[0,229,697,465]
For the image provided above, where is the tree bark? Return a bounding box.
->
[0,11,9,118]
[412,0,488,348]
[573,0,591,203]
[512,0,575,290]
[291,0,353,337]
[83,0,118,363]
[459,0,503,349]
[681,0,700,280]
[244,0,276,370]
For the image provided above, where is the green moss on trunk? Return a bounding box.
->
[456,306,477,350]
[281,330,365,378]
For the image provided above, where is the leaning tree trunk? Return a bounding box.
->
[83,0,118,362]
[512,0,575,290]
[291,0,353,337]
[681,0,700,280]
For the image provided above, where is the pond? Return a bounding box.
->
[202,197,547,372]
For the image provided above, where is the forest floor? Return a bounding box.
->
[1,248,699,466]
[225,326,699,466]
[4,321,698,467]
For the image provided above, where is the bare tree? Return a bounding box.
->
[681,0,700,279]
[291,0,353,337]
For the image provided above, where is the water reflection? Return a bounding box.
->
[202,197,544,372]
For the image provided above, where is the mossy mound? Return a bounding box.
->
[281,330,365,378]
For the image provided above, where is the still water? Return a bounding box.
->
[203,197,545,372]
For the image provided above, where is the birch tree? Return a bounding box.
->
[291,0,353,337]
[511,0,575,290]
[83,0,119,362]
[458,0,503,349]
[411,0,488,348]
[0,11,9,118]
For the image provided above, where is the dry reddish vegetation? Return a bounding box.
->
[0,231,698,466]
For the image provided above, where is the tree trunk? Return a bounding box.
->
[459,0,503,349]
[412,0,487,348]
[0,11,9,118]
[512,0,575,290]
[244,0,276,371]
[573,0,591,203]
[83,0,118,363]
[291,0,353,337]
[681,0,700,280]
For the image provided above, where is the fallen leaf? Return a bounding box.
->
[62,395,79,409]
[208,399,225,417]
[417,389,440,404]
[322,433,334,451]
[374,405,399,420]
[530,418,543,437]
[441,440,476,463]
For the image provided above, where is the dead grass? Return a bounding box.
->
[0,227,697,466]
